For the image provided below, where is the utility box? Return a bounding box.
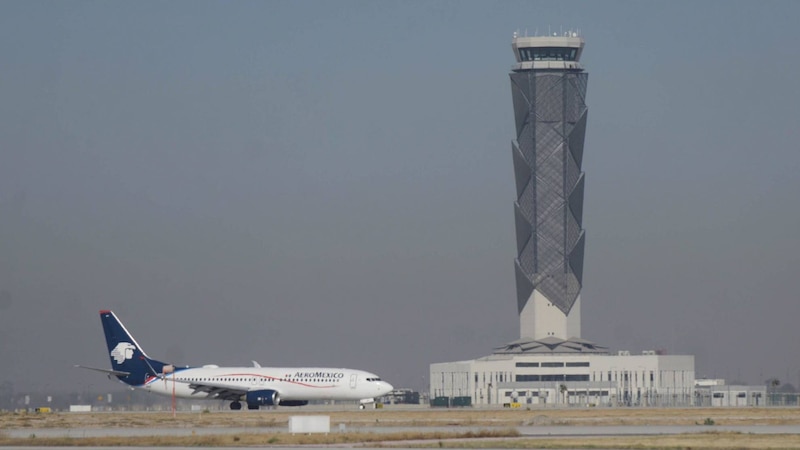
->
[69,405,92,412]
[288,415,330,434]
[430,396,450,407]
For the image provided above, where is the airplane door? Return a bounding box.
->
[349,374,357,389]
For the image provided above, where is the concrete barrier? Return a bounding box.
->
[288,415,330,434]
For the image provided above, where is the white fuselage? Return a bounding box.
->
[141,366,392,402]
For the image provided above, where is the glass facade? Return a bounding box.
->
[517,47,578,62]
[510,59,588,316]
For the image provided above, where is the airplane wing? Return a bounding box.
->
[186,380,248,402]
[163,377,274,402]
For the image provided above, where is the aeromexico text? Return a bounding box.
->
[293,372,345,379]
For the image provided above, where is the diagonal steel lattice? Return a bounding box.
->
[510,70,588,316]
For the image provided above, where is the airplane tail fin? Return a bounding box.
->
[99,310,168,386]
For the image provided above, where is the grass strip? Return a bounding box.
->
[0,428,519,447]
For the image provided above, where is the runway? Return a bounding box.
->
[518,424,800,436]
[6,407,800,449]
[8,423,800,438]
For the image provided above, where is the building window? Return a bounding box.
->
[518,47,578,62]
[516,375,541,382]
[541,362,564,368]
[588,390,609,396]
[516,362,539,367]
[541,374,565,382]
[565,362,590,367]
[565,374,590,382]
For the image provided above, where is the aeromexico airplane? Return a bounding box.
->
[77,310,393,410]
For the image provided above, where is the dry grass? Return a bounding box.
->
[4,429,800,449]
[5,407,800,429]
[407,431,800,449]
[0,428,519,447]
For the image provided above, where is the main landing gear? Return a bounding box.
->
[230,401,261,410]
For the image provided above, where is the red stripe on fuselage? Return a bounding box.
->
[190,372,336,389]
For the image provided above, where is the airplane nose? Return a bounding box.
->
[383,382,394,393]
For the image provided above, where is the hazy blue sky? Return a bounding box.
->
[1,0,799,396]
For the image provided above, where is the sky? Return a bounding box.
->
[1,0,799,397]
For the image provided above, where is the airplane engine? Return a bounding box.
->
[246,389,280,407]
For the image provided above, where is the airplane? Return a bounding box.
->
[77,310,394,410]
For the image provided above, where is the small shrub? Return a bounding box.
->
[704,417,715,426]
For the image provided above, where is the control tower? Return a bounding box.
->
[428,34,695,407]
[510,33,588,340]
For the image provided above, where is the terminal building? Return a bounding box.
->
[430,32,695,407]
